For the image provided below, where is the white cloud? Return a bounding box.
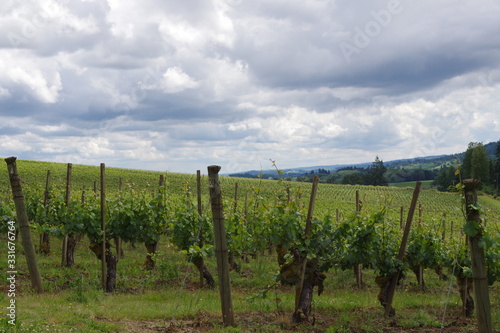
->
[0,50,62,103]
[0,137,33,152]
[162,67,199,94]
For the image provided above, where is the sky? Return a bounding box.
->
[1,0,499,174]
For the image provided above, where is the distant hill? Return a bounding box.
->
[228,141,498,179]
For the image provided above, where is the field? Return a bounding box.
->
[1,159,500,332]
[388,180,434,189]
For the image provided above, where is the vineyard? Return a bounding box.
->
[1,159,500,332]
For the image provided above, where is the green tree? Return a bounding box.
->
[493,140,500,193]
[341,173,363,185]
[462,142,490,183]
[364,156,388,186]
[433,165,458,191]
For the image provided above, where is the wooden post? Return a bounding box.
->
[100,163,107,291]
[384,181,421,317]
[207,165,235,327]
[62,163,72,267]
[442,212,447,241]
[463,179,492,333]
[355,190,363,288]
[400,206,404,229]
[196,170,202,216]
[418,203,423,224]
[417,203,424,288]
[233,182,238,213]
[355,190,361,212]
[294,175,319,311]
[196,170,204,286]
[115,177,124,260]
[5,157,43,293]
[40,170,51,254]
[244,193,248,222]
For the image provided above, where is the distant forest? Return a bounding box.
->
[230,141,500,195]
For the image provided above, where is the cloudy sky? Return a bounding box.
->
[1,0,499,174]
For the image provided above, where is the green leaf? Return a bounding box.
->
[463,220,479,237]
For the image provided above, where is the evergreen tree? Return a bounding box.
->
[433,165,458,191]
[364,156,388,186]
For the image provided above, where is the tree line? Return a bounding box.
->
[433,140,500,195]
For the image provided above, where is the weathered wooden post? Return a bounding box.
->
[384,181,421,317]
[355,190,363,288]
[196,170,204,286]
[62,163,76,267]
[115,177,123,260]
[40,170,51,255]
[207,165,235,327]
[100,163,107,291]
[463,179,492,333]
[293,175,319,322]
[5,157,43,293]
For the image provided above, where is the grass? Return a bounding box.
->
[1,236,499,332]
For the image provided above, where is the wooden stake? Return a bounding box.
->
[233,182,238,213]
[442,212,447,241]
[418,203,423,225]
[295,175,319,311]
[207,165,235,327]
[196,170,202,216]
[463,179,492,333]
[62,163,72,267]
[355,190,363,288]
[40,170,51,254]
[5,157,43,293]
[384,181,421,317]
[400,206,404,230]
[196,170,204,286]
[100,163,107,291]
